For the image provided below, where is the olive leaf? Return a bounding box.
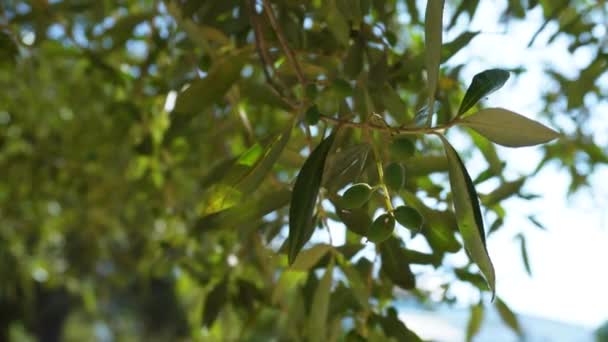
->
[202,278,228,327]
[516,233,532,276]
[459,108,560,147]
[290,244,333,272]
[457,69,510,116]
[440,135,496,297]
[380,237,416,290]
[495,297,524,337]
[173,51,248,114]
[288,134,336,264]
[466,301,485,342]
[236,122,293,193]
[424,0,445,125]
[308,261,334,341]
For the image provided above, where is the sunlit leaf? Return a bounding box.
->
[457,69,510,116]
[195,188,291,233]
[460,108,560,147]
[236,122,293,193]
[288,134,336,264]
[440,136,495,297]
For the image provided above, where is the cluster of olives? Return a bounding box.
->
[339,137,423,243]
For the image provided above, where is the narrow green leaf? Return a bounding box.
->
[442,31,479,62]
[495,297,523,337]
[377,307,423,342]
[466,302,485,342]
[457,69,510,116]
[323,143,371,192]
[236,122,293,193]
[202,278,228,327]
[173,51,248,114]
[326,0,350,46]
[195,188,291,233]
[309,262,334,342]
[288,134,336,264]
[460,108,560,147]
[516,233,532,276]
[290,244,333,271]
[440,136,496,297]
[381,84,409,123]
[380,237,416,290]
[424,0,445,125]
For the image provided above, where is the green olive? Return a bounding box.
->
[366,213,395,243]
[394,206,423,231]
[384,162,405,190]
[389,137,415,160]
[341,183,373,209]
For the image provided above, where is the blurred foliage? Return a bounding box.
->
[0,0,606,341]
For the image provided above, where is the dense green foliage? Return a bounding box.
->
[1,0,606,340]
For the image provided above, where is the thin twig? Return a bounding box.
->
[318,114,454,135]
[246,0,298,109]
[262,0,307,87]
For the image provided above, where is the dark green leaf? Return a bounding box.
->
[288,134,336,264]
[457,69,510,116]
[202,278,228,327]
[380,237,416,290]
[516,233,532,276]
[377,307,423,342]
[305,105,321,125]
[440,136,495,297]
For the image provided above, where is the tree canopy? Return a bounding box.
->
[1,0,607,340]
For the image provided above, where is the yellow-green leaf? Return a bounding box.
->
[466,302,484,342]
[290,244,333,271]
[440,136,496,297]
[495,297,523,337]
[288,134,336,264]
[173,51,248,114]
[460,108,560,147]
[424,0,445,124]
